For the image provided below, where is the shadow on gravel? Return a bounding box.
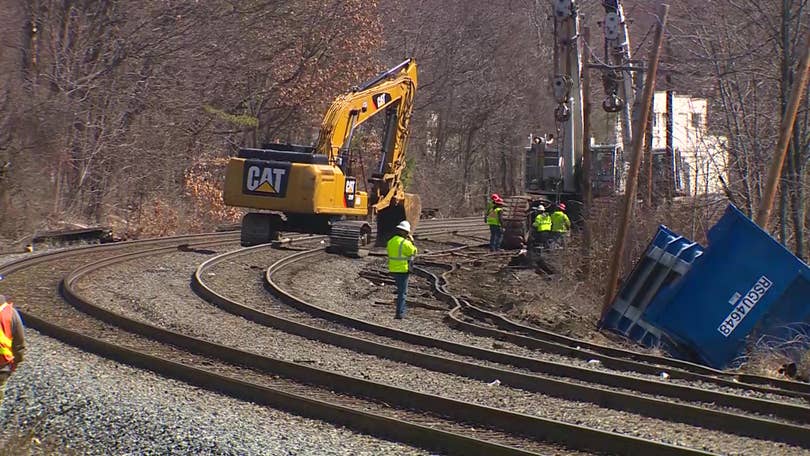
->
[177,244,218,255]
[0,417,74,456]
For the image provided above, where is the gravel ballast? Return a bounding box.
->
[80,247,805,455]
[0,250,429,456]
[7,242,808,456]
[78,251,592,455]
[0,331,431,456]
[276,253,808,404]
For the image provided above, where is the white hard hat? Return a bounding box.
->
[396,220,411,233]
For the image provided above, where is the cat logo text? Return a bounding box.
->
[243,160,291,197]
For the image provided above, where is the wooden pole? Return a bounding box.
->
[582,27,593,210]
[645,101,654,207]
[754,31,810,228]
[581,27,593,274]
[601,5,669,322]
[665,90,675,200]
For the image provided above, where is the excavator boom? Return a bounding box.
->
[315,59,417,214]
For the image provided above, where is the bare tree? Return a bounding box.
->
[0,0,382,236]
[672,0,809,260]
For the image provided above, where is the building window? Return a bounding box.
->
[691,113,703,130]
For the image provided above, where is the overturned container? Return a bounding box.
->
[602,204,810,369]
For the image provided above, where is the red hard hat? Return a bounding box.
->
[491,193,501,201]
[558,202,566,211]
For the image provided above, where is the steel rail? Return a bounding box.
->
[450,300,810,397]
[54,239,711,456]
[0,231,240,276]
[193,245,810,448]
[3,235,546,456]
[20,315,536,456]
[442,271,810,396]
[262,248,810,428]
[421,264,810,424]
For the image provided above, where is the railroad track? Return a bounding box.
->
[434,261,810,397]
[4,220,809,455]
[192,235,810,453]
[417,262,810,402]
[0,220,589,456]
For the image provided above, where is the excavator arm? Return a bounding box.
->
[315,59,418,213]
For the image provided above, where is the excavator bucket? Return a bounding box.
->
[403,193,422,232]
[374,193,421,246]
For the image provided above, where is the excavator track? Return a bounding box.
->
[328,221,372,258]
[240,213,282,247]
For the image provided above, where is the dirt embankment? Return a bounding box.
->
[443,246,662,351]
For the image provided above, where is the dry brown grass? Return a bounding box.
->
[447,195,732,356]
[735,329,810,380]
[580,195,729,296]
[451,196,810,380]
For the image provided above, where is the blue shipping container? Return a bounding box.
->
[601,226,703,348]
[644,205,810,369]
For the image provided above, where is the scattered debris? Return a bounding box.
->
[776,362,808,381]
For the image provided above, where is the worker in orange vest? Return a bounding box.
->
[0,294,25,404]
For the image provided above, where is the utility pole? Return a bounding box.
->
[582,27,593,210]
[601,5,669,321]
[644,100,654,207]
[581,26,593,274]
[778,0,791,245]
[754,30,810,229]
[665,90,675,199]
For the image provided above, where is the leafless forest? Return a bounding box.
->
[0,0,808,262]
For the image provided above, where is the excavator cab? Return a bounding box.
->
[223,59,420,256]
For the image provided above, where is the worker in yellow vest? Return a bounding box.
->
[550,203,571,247]
[484,193,500,221]
[387,221,418,319]
[485,196,505,251]
[531,205,553,249]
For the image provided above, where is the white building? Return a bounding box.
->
[651,91,728,196]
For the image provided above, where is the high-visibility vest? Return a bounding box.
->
[533,213,552,232]
[0,302,15,365]
[550,211,571,233]
[486,207,503,226]
[387,235,417,273]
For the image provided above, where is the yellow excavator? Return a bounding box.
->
[222,59,421,255]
